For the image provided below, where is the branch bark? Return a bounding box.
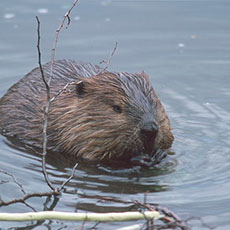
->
[0,211,162,222]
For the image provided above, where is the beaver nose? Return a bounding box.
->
[140,121,158,154]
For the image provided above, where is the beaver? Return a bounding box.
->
[0,59,173,164]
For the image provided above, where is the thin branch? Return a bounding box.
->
[35,16,55,192]
[0,169,37,211]
[35,0,79,192]
[135,200,189,230]
[81,215,87,230]
[0,191,59,207]
[66,15,71,29]
[50,0,79,80]
[97,41,118,75]
[0,169,26,195]
[35,16,48,90]
[158,206,182,223]
[59,162,78,191]
[50,81,76,103]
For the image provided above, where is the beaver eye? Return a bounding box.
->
[113,105,122,113]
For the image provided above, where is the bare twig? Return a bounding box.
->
[35,16,48,90]
[59,162,78,191]
[135,200,188,230]
[50,81,76,103]
[36,16,55,192]
[0,169,26,195]
[35,0,80,194]
[97,41,118,75]
[0,169,37,211]
[50,0,79,80]
[0,191,59,207]
[66,15,71,28]
[158,206,182,223]
[81,215,87,230]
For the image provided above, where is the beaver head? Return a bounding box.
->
[49,71,174,162]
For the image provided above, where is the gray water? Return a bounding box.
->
[0,0,230,229]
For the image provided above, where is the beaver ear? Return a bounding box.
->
[75,80,85,98]
[139,71,151,83]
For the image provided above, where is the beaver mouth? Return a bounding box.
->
[139,121,158,155]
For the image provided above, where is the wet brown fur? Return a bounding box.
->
[0,59,173,162]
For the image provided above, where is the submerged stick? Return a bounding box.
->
[0,211,162,222]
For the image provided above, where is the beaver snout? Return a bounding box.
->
[140,121,158,154]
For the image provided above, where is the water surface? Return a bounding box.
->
[0,0,230,229]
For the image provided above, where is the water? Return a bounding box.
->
[0,0,230,229]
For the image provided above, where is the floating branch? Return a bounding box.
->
[0,211,162,222]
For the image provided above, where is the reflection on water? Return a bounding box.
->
[0,0,230,229]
